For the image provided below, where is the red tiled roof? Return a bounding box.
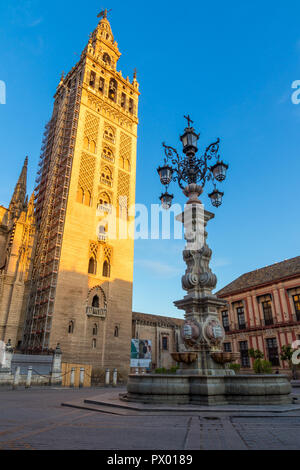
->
[216,256,300,297]
[133,311,184,328]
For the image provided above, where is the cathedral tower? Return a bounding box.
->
[0,158,36,346]
[23,12,139,375]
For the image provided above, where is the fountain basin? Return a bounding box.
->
[126,374,292,405]
[171,352,198,364]
[211,352,240,364]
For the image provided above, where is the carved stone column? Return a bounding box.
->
[173,184,231,376]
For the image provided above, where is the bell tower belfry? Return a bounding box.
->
[22,12,140,375]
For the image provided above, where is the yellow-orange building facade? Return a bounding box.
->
[217,257,300,374]
[0,13,140,377]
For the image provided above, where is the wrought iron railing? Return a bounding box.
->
[86,306,107,318]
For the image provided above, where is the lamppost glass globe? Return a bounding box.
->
[160,192,174,210]
[210,161,229,182]
[157,165,173,186]
[208,189,224,208]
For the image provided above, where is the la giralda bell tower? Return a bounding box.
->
[23,10,140,375]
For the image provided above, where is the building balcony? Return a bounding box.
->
[86,306,107,318]
[225,314,300,335]
[97,233,107,243]
[97,204,112,215]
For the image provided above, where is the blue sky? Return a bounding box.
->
[0,0,300,318]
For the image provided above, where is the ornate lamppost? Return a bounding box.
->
[156,116,232,376]
[157,115,228,211]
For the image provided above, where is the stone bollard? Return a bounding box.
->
[26,367,33,389]
[112,368,118,387]
[13,367,20,390]
[70,368,75,388]
[79,368,85,388]
[51,343,62,385]
[105,368,110,387]
[4,339,13,371]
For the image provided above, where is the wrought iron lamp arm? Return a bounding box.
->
[162,142,186,190]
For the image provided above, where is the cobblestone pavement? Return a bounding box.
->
[0,387,300,450]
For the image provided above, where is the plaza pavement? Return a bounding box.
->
[0,386,300,450]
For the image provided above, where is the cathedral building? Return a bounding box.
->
[0,159,36,348]
[0,12,140,377]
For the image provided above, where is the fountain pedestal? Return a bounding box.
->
[126,186,292,405]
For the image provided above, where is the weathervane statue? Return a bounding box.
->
[97,8,112,20]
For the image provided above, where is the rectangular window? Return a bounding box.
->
[293,295,300,321]
[121,92,126,109]
[90,71,96,87]
[237,307,246,330]
[129,98,134,114]
[224,342,232,352]
[239,341,250,368]
[266,338,280,367]
[162,336,168,351]
[262,300,274,325]
[222,311,230,332]
[99,77,105,93]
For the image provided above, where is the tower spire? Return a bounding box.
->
[9,156,28,221]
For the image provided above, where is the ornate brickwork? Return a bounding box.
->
[78,152,96,195]
[103,244,113,262]
[84,111,100,144]
[89,241,99,259]
[117,170,130,207]
[120,132,132,163]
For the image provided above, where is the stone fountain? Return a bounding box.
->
[126,183,292,405]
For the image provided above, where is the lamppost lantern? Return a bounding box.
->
[157,116,229,210]
[210,160,229,182]
[160,192,174,210]
[180,126,200,155]
[208,188,224,208]
[157,165,174,186]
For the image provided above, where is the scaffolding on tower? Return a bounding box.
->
[23,75,83,353]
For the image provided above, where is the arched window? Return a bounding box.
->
[124,159,131,172]
[93,324,98,336]
[83,137,89,150]
[90,140,96,154]
[98,192,111,211]
[76,187,84,204]
[92,295,100,308]
[102,260,111,278]
[108,79,118,102]
[103,53,111,65]
[88,257,97,275]
[119,157,125,169]
[68,321,74,334]
[84,190,91,207]
[114,326,119,338]
[102,147,114,162]
[103,127,115,143]
[92,339,97,349]
[101,166,113,186]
